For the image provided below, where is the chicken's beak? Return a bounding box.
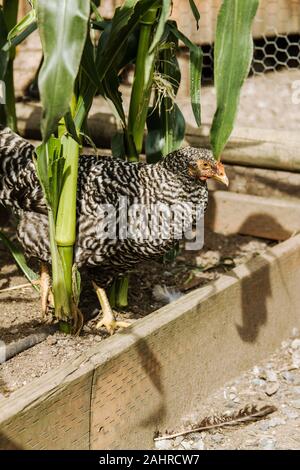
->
[212,162,229,187]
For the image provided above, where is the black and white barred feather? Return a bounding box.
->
[0,126,210,286]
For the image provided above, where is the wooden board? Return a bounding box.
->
[206,191,300,240]
[185,124,300,173]
[1,231,300,449]
[208,164,300,202]
[17,102,300,173]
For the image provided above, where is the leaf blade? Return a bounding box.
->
[188,0,200,30]
[0,231,39,289]
[36,0,90,141]
[210,0,259,159]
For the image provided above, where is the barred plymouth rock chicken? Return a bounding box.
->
[0,126,228,333]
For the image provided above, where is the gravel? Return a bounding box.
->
[154,331,300,450]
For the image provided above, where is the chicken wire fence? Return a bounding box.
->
[172,0,300,131]
[98,0,300,78]
[192,0,300,81]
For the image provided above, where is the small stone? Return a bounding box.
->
[188,432,202,441]
[226,401,238,408]
[266,370,277,382]
[282,408,299,419]
[47,336,57,345]
[191,439,205,450]
[259,371,267,380]
[291,339,300,350]
[155,439,173,450]
[211,433,223,443]
[259,437,276,450]
[180,441,192,450]
[281,371,295,383]
[11,328,18,334]
[265,382,280,396]
[229,392,237,400]
[173,436,184,446]
[292,352,300,368]
[245,439,258,447]
[261,417,286,430]
[252,378,266,387]
[259,421,270,431]
[291,399,300,409]
[252,366,261,377]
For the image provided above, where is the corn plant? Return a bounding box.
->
[0,0,19,131]
[0,0,259,333]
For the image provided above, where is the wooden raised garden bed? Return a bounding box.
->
[1,188,300,450]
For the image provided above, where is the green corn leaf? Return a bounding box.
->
[0,8,8,81]
[36,0,90,141]
[90,1,103,22]
[145,106,165,163]
[35,142,50,204]
[0,231,39,289]
[96,0,160,82]
[2,22,37,52]
[35,137,64,219]
[81,34,100,88]
[64,109,81,144]
[7,8,36,45]
[210,0,259,160]
[189,0,200,30]
[111,131,126,160]
[169,22,202,127]
[102,70,126,126]
[149,0,171,53]
[163,102,185,156]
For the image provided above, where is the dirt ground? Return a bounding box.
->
[0,218,272,395]
[154,330,300,450]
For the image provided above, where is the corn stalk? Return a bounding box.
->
[35,0,90,331]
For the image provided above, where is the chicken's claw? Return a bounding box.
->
[96,318,131,335]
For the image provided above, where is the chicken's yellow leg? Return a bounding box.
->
[40,262,53,316]
[92,281,131,335]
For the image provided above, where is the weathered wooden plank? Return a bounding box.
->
[0,358,94,450]
[206,190,300,240]
[185,124,300,172]
[17,102,300,173]
[1,233,300,449]
[208,164,300,202]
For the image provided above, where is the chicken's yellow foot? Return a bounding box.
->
[40,262,54,317]
[92,281,131,335]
